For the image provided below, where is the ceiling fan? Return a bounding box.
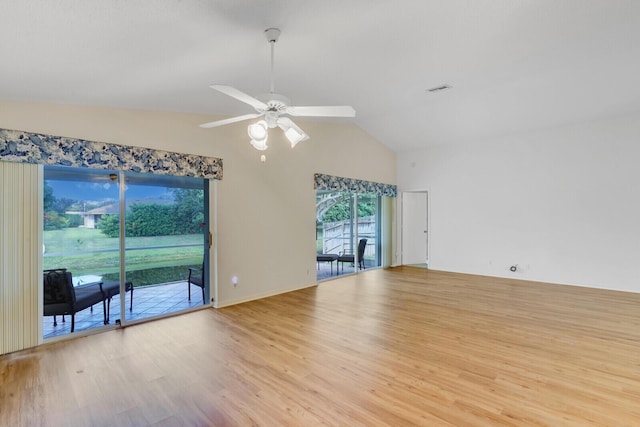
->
[199,28,356,151]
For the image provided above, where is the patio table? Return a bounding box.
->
[101,281,134,324]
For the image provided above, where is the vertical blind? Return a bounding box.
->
[1,161,42,354]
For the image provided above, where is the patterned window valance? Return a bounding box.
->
[314,173,397,197]
[0,128,223,180]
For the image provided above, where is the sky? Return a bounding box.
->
[46,180,172,204]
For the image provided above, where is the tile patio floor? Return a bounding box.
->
[43,281,205,339]
[316,258,378,281]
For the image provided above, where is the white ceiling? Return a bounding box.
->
[2,0,640,152]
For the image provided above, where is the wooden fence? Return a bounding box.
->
[321,216,376,257]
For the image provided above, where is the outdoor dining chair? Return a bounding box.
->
[337,238,368,272]
[188,263,205,304]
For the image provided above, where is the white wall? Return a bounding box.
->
[0,100,396,307]
[397,112,640,293]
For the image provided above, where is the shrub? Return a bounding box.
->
[98,214,120,237]
[43,211,69,230]
[126,204,176,237]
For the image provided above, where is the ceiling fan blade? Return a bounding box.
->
[210,85,268,111]
[277,117,310,147]
[286,105,356,118]
[199,113,263,129]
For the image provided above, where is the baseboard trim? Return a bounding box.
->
[215,281,318,308]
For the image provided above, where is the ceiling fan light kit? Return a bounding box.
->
[248,120,269,151]
[200,28,355,157]
[283,127,305,147]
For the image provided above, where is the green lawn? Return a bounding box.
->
[44,228,204,284]
[44,228,202,253]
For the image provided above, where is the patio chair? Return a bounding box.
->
[337,239,368,272]
[357,238,368,270]
[43,268,106,332]
[188,264,205,304]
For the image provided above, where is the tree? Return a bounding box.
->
[43,211,69,230]
[318,192,376,223]
[43,181,78,230]
[323,202,352,222]
[43,182,55,212]
[53,197,76,214]
[172,188,205,234]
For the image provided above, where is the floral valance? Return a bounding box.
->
[314,173,397,197]
[0,128,223,180]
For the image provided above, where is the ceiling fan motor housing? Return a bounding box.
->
[258,93,290,113]
[264,28,281,43]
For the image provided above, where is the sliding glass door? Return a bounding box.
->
[122,173,206,324]
[315,190,381,281]
[43,166,208,339]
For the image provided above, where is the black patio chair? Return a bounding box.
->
[357,238,368,270]
[188,263,205,304]
[43,268,106,333]
[337,238,368,272]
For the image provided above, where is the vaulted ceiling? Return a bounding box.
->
[2,0,639,151]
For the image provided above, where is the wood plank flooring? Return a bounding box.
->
[2,267,640,426]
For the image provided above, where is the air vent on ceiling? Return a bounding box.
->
[426,84,452,93]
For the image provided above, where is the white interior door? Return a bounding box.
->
[402,191,428,266]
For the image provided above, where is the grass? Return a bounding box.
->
[44,228,204,284]
[44,228,203,254]
[102,265,201,287]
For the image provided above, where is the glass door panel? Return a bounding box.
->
[316,190,355,279]
[357,194,381,269]
[43,166,121,338]
[122,173,206,324]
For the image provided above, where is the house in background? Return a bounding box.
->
[66,204,117,229]
[66,198,174,229]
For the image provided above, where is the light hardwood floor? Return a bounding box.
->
[2,267,640,426]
